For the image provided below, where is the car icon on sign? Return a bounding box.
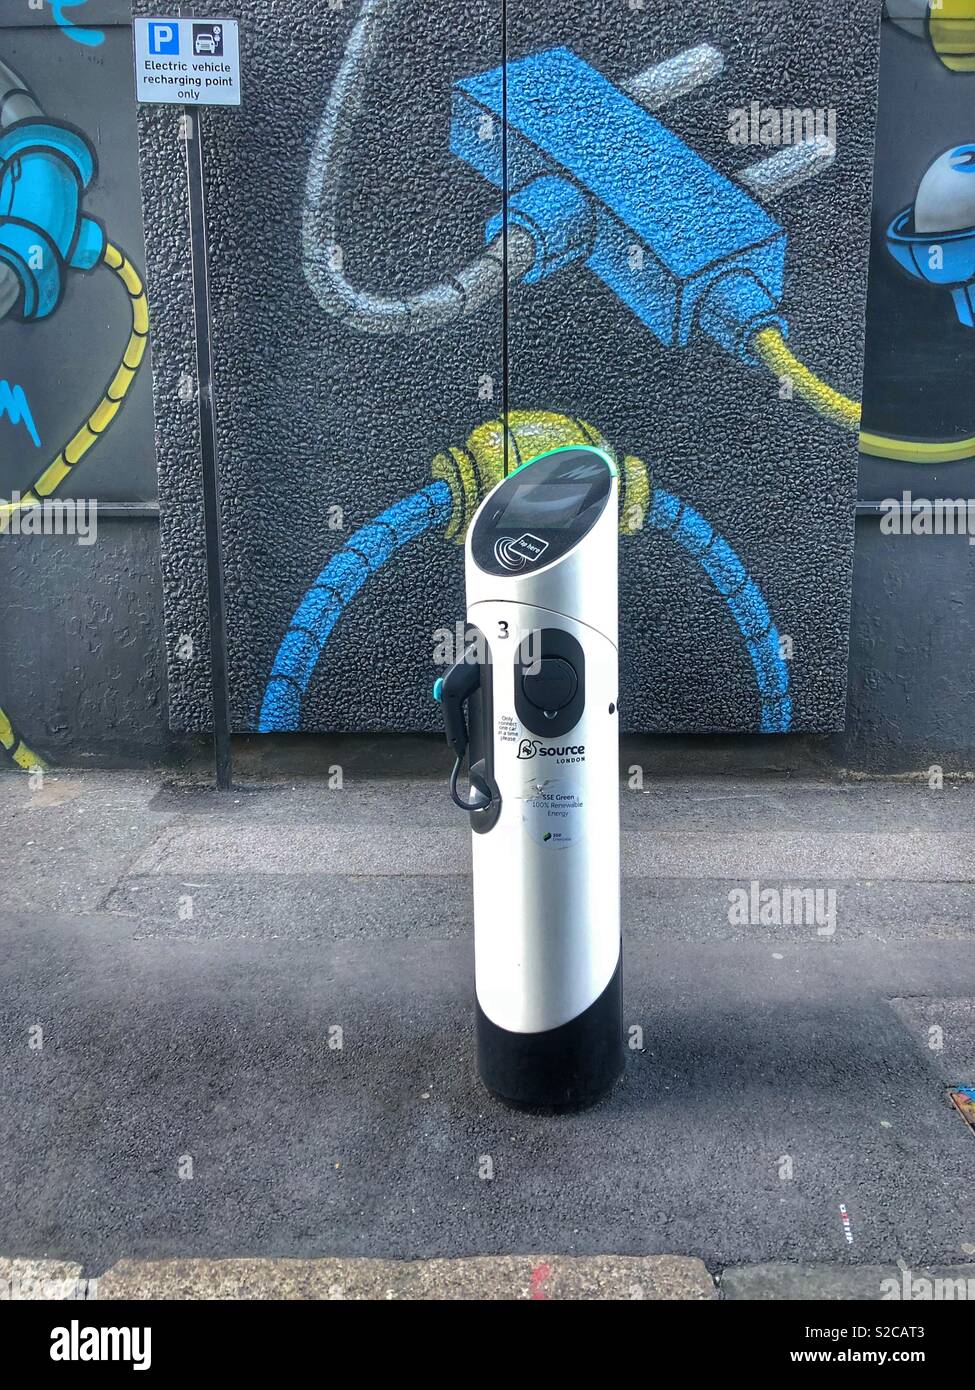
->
[195,33,217,54]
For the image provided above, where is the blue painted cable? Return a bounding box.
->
[261,477,790,734]
[259,481,453,732]
[647,487,792,732]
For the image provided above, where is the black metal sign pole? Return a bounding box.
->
[183,105,232,790]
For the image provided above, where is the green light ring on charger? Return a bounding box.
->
[503,441,618,479]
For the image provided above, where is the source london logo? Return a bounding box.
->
[517,739,586,761]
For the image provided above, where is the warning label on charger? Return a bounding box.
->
[497,714,519,745]
[521,778,585,849]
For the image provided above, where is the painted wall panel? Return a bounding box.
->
[133,0,504,734]
[499,3,880,732]
[861,14,975,494]
[1,5,157,771]
[134,0,880,736]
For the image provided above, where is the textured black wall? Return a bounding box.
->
[1,4,166,769]
[1,518,169,762]
[841,519,975,773]
[134,0,881,737]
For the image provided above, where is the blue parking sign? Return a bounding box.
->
[148,21,180,55]
[134,17,241,105]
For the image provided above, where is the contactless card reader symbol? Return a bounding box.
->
[511,533,548,562]
[494,533,549,569]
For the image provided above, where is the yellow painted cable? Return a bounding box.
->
[930,0,975,72]
[752,325,975,462]
[0,240,148,771]
[0,704,45,771]
[620,454,650,534]
[752,325,861,432]
[0,241,149,532]
[857,428,975,464]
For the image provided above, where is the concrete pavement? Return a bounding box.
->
[1,755,974,1296]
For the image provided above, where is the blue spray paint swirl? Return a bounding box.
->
[49,1,105,49]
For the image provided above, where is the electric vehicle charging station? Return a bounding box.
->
[435,444,623,1108]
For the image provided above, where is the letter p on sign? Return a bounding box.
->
[148,22,179,54]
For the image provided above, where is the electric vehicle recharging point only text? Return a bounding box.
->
[435,444,623,1108]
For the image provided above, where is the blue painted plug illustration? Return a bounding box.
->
[0,119,105,321]
[887,144,975,328]
[451,46,788,362]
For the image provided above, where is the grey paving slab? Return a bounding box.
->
[720,1262,975,1301]
[106,875,975,944]
[123,822,975,882]
[0,1257,88,1300]
[140,776,975,832]
[0,772,178,915]
[889,996,975,1085]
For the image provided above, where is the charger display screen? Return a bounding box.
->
[495,482,592,530]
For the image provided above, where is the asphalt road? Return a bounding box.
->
[1,765,973,1279]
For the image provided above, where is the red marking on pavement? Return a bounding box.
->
[839,1203,854,1245]
[530,1262,551,1299]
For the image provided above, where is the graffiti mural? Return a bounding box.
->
[136,0,881,736]
[259,409,793,735]
[0,6,151,770]
[859,4,975,482]
[888,0,975,73]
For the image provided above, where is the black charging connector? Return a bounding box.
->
[436,646,494,813]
